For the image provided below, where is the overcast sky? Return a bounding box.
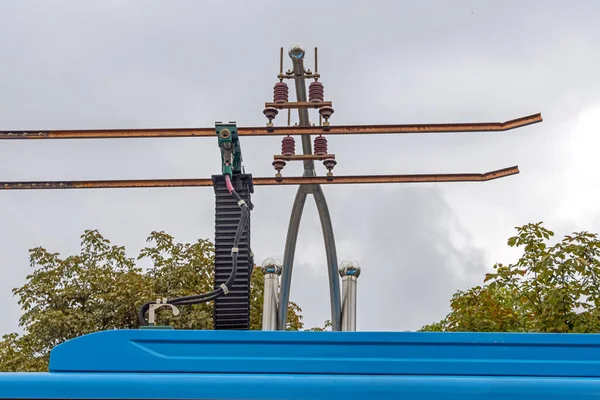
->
[1,0,599,334]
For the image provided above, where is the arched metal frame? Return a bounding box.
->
[277,49,342,331]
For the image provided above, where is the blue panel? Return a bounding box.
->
[1,372,600,400]
[46,329,600,377]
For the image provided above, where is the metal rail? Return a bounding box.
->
[0,114,542,140]
[0,168,520,190]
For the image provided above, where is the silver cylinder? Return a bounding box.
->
[262,259,282,331]
[339,261,361,331]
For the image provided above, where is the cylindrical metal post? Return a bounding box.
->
[262,258,282,330]
[339,261,361,331]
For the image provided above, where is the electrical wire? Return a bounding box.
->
[138,173,249,326]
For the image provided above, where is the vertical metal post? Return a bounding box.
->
[261,260,281,331]
[339,261,361,331]
[278,44,342,331]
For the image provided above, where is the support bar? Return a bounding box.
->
[339,261,361,332]
[0,167,519,190]
[261,262,281,331]
[0,114,542,140]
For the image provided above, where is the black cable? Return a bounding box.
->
[138,178,250,326]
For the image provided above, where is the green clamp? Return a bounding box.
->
[216,122,243,178]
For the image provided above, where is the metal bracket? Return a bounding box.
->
[216,122,243,177]
[148,298,180,326]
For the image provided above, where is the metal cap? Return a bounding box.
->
[262,257,283,275]
[339,260,361,278]
[288,44,305,60]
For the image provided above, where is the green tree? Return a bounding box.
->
[421,222,600,333]
[0,230,304,372]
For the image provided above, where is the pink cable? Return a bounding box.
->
[225,174,234,194]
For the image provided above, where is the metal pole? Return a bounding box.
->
[313,184,342,330]
[261,260,282,331]
[278,185,309,330]
[278,44,342,331]
[339,261,361,331]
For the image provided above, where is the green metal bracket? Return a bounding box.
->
[216,122,243,178]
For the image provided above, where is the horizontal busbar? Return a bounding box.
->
[0,167,519,190]
[0,114,542,140]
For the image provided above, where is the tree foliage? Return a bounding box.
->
[0,230,304,372]
[421,222,600,333]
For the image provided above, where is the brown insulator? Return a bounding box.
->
[273,82,289,103]
[263,107,278,120]
[313,135,328,155]
[319,105,334,120]
[281,135,295,156]
[323,158,337,170]
[273,158,286,174]
[308,81,324,102]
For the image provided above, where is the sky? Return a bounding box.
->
[0,0,599,334]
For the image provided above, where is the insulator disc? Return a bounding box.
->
[319,105,334,119]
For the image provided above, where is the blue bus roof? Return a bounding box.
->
[1,329,600,399]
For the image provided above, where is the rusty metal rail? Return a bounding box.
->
[0,167,519,190]
[0,114,541,140]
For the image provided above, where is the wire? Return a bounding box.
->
[225,173,234,194]
[138,174,250,326]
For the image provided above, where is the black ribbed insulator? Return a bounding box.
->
[313,135,328,155]
[308,81,324,102]
[281,135,295,156]
[273,82,289,103]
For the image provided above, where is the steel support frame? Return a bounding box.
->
[277,48,342,331]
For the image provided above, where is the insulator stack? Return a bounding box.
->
[273,82,289,103]
[281,135,295,156]
[313,135,328,155]
[308,81,324,102]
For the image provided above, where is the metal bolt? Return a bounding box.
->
[219,129,231,139]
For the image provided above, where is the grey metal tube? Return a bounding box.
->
[313,184,342,331]
[277,184,309,330]
[340,276,357,331]
[339,262,361,331]
[290,48,315,175]
[262,264,281,331]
